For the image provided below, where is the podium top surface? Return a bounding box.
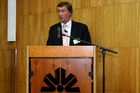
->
[28,46,95,58]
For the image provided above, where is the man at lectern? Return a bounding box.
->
[46,1,91,46]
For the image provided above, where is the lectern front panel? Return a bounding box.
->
[30,58,92,93]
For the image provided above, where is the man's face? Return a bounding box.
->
[57,6,71,23]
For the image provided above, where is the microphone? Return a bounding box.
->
[57,27,61,38]
[64,30,68,33]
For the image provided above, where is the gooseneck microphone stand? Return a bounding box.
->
[62,33,118,93]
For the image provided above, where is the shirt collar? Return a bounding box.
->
[61,19,72,28]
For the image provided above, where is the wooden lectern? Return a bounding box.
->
[27,46,96,93]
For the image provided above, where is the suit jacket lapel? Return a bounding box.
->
[70,21,76,45]
[57,23,63,45]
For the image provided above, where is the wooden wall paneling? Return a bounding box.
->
[26,15,44,45]
[31,0,55,15]
[24,15,36,46]
[131,3,139,48]
[69,0,117,9]
[96,48,119,93]
[17,0,32,16]
[29,15,43,45]
[41,0,65,14]
[137,2,140,47]
[90,0,137,7]
[91,0,114,7]
[17,16,28,48]
[40,0,50,14]
[5,49,16,93]
[43,0,54,13]
[41,0,53,13]
[0,50,5,92]
[136,48,140,93]
[96,49,103,93]
[17,48,27,81]
[48,0,64,12]
[0,0,7,18]
[16,0,21,16]
[96,0,103,7]
[96,0,114,6]
[46,12,59,29]
[114,3,137,48]
[90,0,98,7]
[103,6,115,48]
[0,18,7,49]
[72,8,96,43]
[0,49,16,93]
[43,13,50,45]
[32,0,42,14]
[23,15,33,45]
[16,12,59,47]
[104,48,118,93]
[114,0,136,5]
[107,0,114,6]
[37,14,49,45]
[95,7,105,46]
[17,15,45,47]
[42,12,60,45]
[21,16,31,46]
[38,14,52,45]
[105,48,136,93]
[70,0,82,9]
[90,8,96,43]
[16,16,23,47]
[16,48,27,93]
[96,6,115,47]
[119,48,136,92]
[17,0,63,16]
[81,0,90,8]
[94,2,139,93]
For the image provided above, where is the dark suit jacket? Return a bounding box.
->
[46,21,91,45]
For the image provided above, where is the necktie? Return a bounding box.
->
[62,24,68,46]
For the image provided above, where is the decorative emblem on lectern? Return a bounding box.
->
[40,67,80,92]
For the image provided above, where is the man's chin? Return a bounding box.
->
[60,19,64,22]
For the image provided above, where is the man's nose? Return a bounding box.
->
[58,11,63,16]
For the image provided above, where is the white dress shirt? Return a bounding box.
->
[61,19,72,46]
